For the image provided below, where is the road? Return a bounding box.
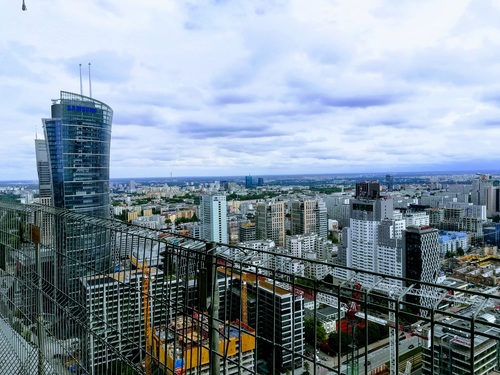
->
[305,334,422,375]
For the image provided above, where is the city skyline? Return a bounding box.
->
[3,1,500,180]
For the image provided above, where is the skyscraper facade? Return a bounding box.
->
[245,175,253,189]
[403,226,440,312]
[256,201,286,246]
[35,138,52,206]
[42,91,113,218]
[200,193,228,243]
[290,198,328,239]
[40,91,114,306]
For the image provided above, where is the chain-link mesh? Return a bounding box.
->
[0,202,499,375]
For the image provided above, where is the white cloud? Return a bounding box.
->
[1,0,500,180]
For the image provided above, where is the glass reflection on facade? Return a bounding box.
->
[42,91,114,305]
[43,91,113,219]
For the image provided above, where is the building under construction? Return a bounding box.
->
[152,316,256,375]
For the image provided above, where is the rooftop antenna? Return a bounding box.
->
[88,63,92,98]
[22,0,27,11]
[79,64,83,96]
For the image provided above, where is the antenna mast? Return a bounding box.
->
[79,64,83,96]
[88,63,92,98]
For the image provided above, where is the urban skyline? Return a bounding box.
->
[3,1,500,181]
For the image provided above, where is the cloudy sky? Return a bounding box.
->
[2,0,500,180]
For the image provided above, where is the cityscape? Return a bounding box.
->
[2,2,500,375]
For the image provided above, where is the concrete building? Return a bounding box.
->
[405,211,430,227]
[239,222,256,242]
[377,219,405,286]
[438,230,469,256]
[345,195,394,285]
[200,193,228,243]
[219,270,304,373]
[80,266,184,372]
[290,198,328,240]
[422,315,500,374]
[256,201,286,246]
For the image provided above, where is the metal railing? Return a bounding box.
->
[0,202,499,375]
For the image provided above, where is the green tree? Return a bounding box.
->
[303,361,310,375]
[304,318,327,346]
[456,247,465,256]
[445,250,456,259]
[328,330,349,354]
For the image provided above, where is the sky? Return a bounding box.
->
[2,0,500,180]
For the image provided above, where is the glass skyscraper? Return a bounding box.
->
[42,91,113,218]
[40,91,114,309]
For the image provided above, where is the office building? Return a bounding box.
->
[239,222,256,242]
[245,175,253,189]
[35,138,52,205]
[403,226,441,312]
[40,91,114,309]
[471,175,493,207]
[42,91,113,218]
[200,193,228,243]
[256,201,286,246]
[422,315,500,374]
[355,181,381,199]
[80,267,185,371]
[290,198,328,239]
[219,270,304,373]
[385,174,394,192]
[377,218,405,286]
[345,194,394,284]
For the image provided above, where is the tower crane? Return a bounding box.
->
[344,280,428,375]
[343,275,499,375]
[130,256,153,375]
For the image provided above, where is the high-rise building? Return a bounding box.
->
[245,175,253,189]
[239,222,256,242]
[40,91,114,306]
[35,138,52,206]
[200,193,228,243]
[355,181,381,199]
[333,185,395,284]
[385,174,394,192]
[471,174,493,206]
[403,226,440,312]
[42,91,113,218]
[256,201,286,246]
[219,270,304,373]
[290,198,328,239]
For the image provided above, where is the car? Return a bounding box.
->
[408,344,415,349]
[321,356,328,361]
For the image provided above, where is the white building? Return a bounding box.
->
[405,211,430,227]
[200,193,228,243]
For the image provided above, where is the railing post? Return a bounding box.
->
[32,222,45,375]
[206,242,220,375]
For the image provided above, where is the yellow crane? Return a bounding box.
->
[130,256,153,375]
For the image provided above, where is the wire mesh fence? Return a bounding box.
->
[0,202,499,375]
